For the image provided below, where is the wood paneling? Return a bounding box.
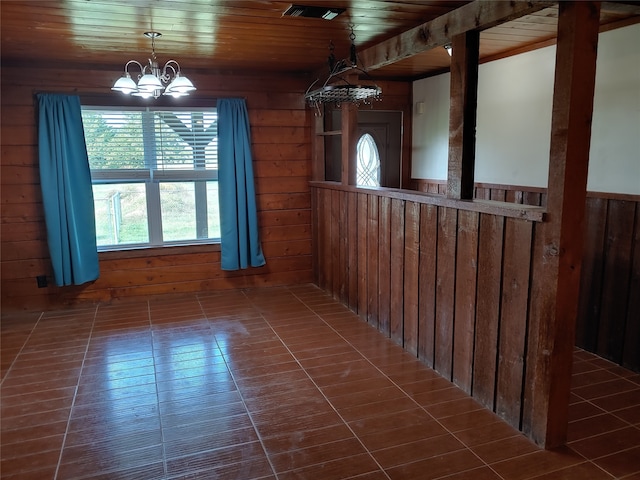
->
[473,213,504,409]
[452,209,479,393]
[331,189,342,302]
[0,0,472,78]
[576,197,608,351]
[311,185,319,291]
[367,195,379,329]
[377,196,391,336]
[599,199,640,367]
[414,178,640,374]
[347,192,359,313]
[624,206,640,372]
[356,193,368,322]
[418,203,438,368]
[597,200,636,364]
[0,63,314,311]
[435,207,458,380]
[2,1,637,85]
[495,217,532,427]
[312,183,541,434]
[403,201,420,356]
[311,180,640,443]
[389,198,406,345]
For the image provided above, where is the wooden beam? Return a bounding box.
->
[309,181,546,222]
[601,1,640,15]
[523,1,601,449]
[447,30,480,200]
[359,1,555,72]
[311,113,325,182]
[341,80,359,185]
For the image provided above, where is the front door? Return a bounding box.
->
[356,110,402,188]
[326,110,402,187]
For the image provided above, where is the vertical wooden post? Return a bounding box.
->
[400,102,412,190]
[342,72,359,185]
[447,30,479,200]
[524,1,601,448]
[342,101,358,185]
[311,112,326,181]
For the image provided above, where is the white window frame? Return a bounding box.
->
[82,106,220,251]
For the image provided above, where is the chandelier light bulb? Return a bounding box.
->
[131,90,155,99]
[111,73,138,94]
[137,73,164,92]
[166,74,196,93]
[165,90,188,98]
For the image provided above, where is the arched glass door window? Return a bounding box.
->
[356,133,380,187]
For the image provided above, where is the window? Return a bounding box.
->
[81,107,220,250]
[356,133,381,187]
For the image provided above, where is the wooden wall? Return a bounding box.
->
[312,180,639,435]
[577,195,640,372]
[412,179,640,372]
[312,182,547,432]
[1,63,316,311]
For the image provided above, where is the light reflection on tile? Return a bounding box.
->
[1,286,639,480]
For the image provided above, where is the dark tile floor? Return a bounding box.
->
[1,285,639,479]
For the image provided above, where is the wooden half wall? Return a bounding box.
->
[412,179,640,373]
[311,182,548,435]
[310,1,604,448]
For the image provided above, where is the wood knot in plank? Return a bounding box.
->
[545,244,560,257]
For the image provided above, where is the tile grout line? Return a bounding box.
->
[3,289,637,480]
[569,405,640,437]
[198,290,282,480]
[148,299,170,479]
[265,288,400,478]
[53,304,99,480]
[246,288,393,480]
[294,288,639,480]
[609,410,640,429]
[572,382,640,401]
[568,389,640,448]
[0,311,44,387]
[286,286,516,480]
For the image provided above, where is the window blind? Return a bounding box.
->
[82,108,218,172]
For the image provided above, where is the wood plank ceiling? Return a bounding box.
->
[1,1,639,81]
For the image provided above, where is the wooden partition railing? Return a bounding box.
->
[311,182,548,432]
[412,179,640,373]
[577,195,639,372]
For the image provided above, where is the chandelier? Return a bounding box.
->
[111,31,196,99]
[304,27,381,116]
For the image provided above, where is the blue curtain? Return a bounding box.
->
[37,93,99,286]
[217,98,266,270]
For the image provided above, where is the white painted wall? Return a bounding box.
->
[590,24,640,194]
[412,23,640,195]
[412,72,451,181]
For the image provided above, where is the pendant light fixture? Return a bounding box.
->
[111,31,196,99]
[304,26,382,116]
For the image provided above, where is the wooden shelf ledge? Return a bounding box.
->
[310,181,545,222]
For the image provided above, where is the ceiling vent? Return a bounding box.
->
[283,4,345,20]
